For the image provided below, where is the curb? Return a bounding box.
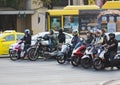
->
[0,55,9,58]
[99,80,120,85]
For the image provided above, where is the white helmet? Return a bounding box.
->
[24,29,30,35]
[72,30,78,36]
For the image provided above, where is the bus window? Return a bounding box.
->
[50,17,61,31]
[64,16,79,33]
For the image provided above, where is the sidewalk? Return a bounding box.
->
[100,80,120,85]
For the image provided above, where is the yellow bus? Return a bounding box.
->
[46,5,100,33]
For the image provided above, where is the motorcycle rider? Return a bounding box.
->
[86,31,94,45]
[104,33,118,61]
[94,30,103,45]
[101,29,108,45]
[21,29,31,57]
[58,28,66,48]
[71,30,80,48]
[48,29,57,51]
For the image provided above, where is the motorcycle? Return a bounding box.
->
[28,36,58,61]
[93,46,120,70]
[71,42,86,67]
[81,44,100,69]
[9,41,30,61]
[56,43,72,64]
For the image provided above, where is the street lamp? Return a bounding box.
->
[18,11,26,32]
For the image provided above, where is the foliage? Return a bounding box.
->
[6,0,26,10]
[41,0,68,6]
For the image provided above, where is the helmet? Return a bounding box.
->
[87,30,93,35]
[49,29,54,35]
[72,30,78,36]
[24,29,30,35]
[101,29,106,33]
[109,33,115,39]
[59,28,63,34]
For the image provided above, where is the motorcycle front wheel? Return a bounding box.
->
[71,56,80,67]
[93,58,104,70]
[28,48,39,61]
[81,58,92,69]
[56,55,66,64]
[10,51,19,61]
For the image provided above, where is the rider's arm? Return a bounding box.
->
[96,37,103,44]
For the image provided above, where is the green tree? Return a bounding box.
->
[6,0,26,10]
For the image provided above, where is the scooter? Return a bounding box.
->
[56,43,72,64]
[93,46,120,70]
[81,44,100,69]
[71,42,86,67]
[9,40,30,61]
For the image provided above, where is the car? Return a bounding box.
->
[31,31,74,45]
[0,30,24,55]
[105,32,120,52]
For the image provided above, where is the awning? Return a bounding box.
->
[47,9,78,16]
[64,5,100,10]
[102,1,120,9]
[0,10,35,15]
[97,10,120,19]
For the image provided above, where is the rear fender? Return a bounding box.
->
[99,50,106,59]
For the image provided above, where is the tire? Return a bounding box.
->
[28,48,39,61]
[56,55,66,64]
[116,65,120,69]
[71,56,80,67]
[93,58,104,70]
[81,58,92,69]
[10,51,18,61]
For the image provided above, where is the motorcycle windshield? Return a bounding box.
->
[74,42,83,50]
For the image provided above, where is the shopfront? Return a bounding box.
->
[0,10,34,32]
[47,9,78,33]
[46,5,100,33]
[79,10,101,34]
[100,1,120,32]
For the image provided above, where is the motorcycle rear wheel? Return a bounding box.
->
[71,57,80,67]
[81,58,92,69]
[56,55,66,64]
[28,48,39,61]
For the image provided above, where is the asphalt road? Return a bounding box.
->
[0,58,120,85]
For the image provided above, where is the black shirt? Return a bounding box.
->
[58,33,65,43]
[107,39,118,53]
[22,34,31,45]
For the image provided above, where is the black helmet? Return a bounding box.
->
[109,33,115,39]
[59,28,63,34]
[49,29,54,35]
